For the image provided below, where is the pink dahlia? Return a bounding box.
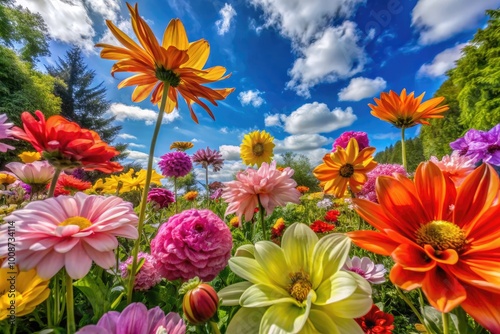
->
[222,161,301,222]
[158,151,192,178]
[119,252,162,291]
[147,188,175,209]
[0,114,15,152]
[358,163,407,203]
[151,209,232,282]
[430,151,477,186]
[192,147,224,172]
[0,193,138,279]
[332,131,369,152]
[343,256,387,285]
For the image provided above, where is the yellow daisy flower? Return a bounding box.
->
[18,151,41,163]
[170,141,194,151]
[240,130,275,167]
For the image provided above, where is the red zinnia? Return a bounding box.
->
[11,111,122,173]
[355,304,394,334]
[53,174,92,196]
[325,209,340,223]
[310,220,335,233]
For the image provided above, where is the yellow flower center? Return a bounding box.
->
[155,66,181,87]
[339,164,354,178]
[252,143,264,157]
[415,220,466,251]
[58,216,92,230]
[288,271,312,303]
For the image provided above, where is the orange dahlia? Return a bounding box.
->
[96,3,234,123]
[348,162,500,332]
[11,111,122,173]
[53,174,92,196]
[313,138,377,198]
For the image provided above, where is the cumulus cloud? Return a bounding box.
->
[219,127,229,134]
[372,132,400,140]
[338,77,387,101]
[275,102,357,135]
[219,145,240,161]
[128,143,146,149]
[412,0,500,45]
[215,3,237,35]
[107,103,180,125]
[275,134,332,152]
[98,19,133,45]
[417,43,467,77]
[117,133,137,140]
[238,90,265,108]
[286,22,367,97]
[264,114,282,127]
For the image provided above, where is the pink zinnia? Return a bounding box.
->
[0,113,15,152]
[0,193,138,279]
[158,151,192,178]
[120,252,162,291]
[6,161,55,186]
[358,163,407,203]
[222,161,301,222]
[151,209,232,282]
[147,188,175,209]
[332,131,369,152]
[430,151,476,186]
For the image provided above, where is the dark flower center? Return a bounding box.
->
[288,271,312,303]
[394,116,415,128]
[487,144,500,154]
[339,164,354,178]
[415,220,466,251]
[155,66,181,87]
[253,143,264,157]
[194,223,204,232]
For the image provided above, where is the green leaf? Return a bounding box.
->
[74,271,112,322]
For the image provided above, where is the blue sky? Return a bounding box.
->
[17,0,500,182]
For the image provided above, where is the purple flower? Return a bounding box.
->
[151,209,233,282]
[76,303,185,334]
[158,151,192,178]
[343,256,387,284]
[0,114,15,153]
[450,127,491,163]
[358,163,407,203]
[71,168,87,180]
[147,188,175,209]
[479,124,500,165]
[192,147,224,172]
[332,131,369,152]
[210,188,223,200]
[119,252,162,291]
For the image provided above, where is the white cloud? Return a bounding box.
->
[85,0,120,20]
[191,138,199,142]
[338,77,387,101]
[275,134,332,152]
[215,3,237,35]
[107,103,180,125]
[372,132,400,140]
[98,19,133,45]
[286,22,367,97]
[279,102,357,135]
[128,143,146,149]
[117,133,137,140]
[124,150,149,161]
[412,0,500,45]
[264,114,282,127]
[238,90,265,108]
[214,160,246,182]
[219,127,229,134]
[417,43,467,77]
[219,145,240,161]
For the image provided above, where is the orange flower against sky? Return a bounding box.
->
[348,162,500,333]
[11,111,122,173]
[369,89,449,128]
[96,3,234,123]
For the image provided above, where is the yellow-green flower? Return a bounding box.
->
[218,223,372,333]
[240,130,275,167]
[18,151,42,163]
[0,266,50,320]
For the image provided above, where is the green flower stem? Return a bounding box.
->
[54,272,60,326]
[257,195,267,240]
[65,272,75,334]
[205,166,209,205]
[174,176,178,214]
[395,287,426,328]
[401,127,407,170]
[442,312,450,334]
[47,168,62,198]
[127,82,170,305]
[209,321,221,334]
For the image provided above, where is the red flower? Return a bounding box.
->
[12,111,122,173]
[309,220,335,233]
[355,304,394,334]
[325,209,340,223]
[53,174,92,196]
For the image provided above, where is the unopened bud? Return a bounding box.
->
[181,278,219,325]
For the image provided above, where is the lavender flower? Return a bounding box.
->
[332,131,369,152]
[358,163,407,203]
[210,188,223,200]
[119,252,162,291]
[0,114,15,153]
[449,126,496,164]
[158,151,192,178]
[192,147,224,172]
[343,256,387,284]
[147,188,175,209]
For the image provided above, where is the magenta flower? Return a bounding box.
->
[192,147,224,172]
[0,193,138,279]
[6,161,55,186]
[151,209,232,282]
[222,161,301,222]
[343,256,387,284]
[120,252,162,291]
[332,131,369,152]
[0,114,15,152]
[158,151,192,178]
[147,188,175,209]
[76,302,186,334]
[430,151,476,186]
[210,188,223,200]
[358,163,407,203]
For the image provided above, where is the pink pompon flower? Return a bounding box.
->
[147,188,175,209]
[120,252,162,291]
[158,151,192,178]
[0,113,15,152]
[6,161,55,186]
[222,161,301,222]
[358,164,407,203]
[332,131,369,152]
[0,193,138,279]
[151,209,232,282]
[77,302,186,334]
[343,256,387,285]
[430,151,476,186]
[192,147,224,172]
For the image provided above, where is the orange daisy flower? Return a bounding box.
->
[53,174,92,196]
[96,3,234,123]
[369,89,449,128]
[313,138,377,198]
[183,191,198,201]
[296,185,309,194]
[348,162,500,333]
[11,111,122,173]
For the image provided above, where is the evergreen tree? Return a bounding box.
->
[280,152,320,191]
[46,46,122,143]
[375,137,425,172]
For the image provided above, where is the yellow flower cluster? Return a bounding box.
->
[87,169,163,194]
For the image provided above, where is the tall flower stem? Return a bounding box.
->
[205,166,209,205]
[174,176,178,213]
[257,195,266,240]
[401,127,407,170]
[442,312,450,334]
[65,272,75,334]
[47,168,62,198]
[209,321,221,334]
[395,287,426,328]
[127,83,170,304]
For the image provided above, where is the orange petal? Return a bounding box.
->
[392,243,436,272]
[421,266,466,313]
[423,245,459,265]
[162,18,189,50]
[460,284,500,333]
[184,39,210,69]
[347,231,399,256]
[352,198,394,232]
[389,263,425,290]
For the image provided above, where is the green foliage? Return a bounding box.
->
[279,152,320,191]
[374,136,425,172]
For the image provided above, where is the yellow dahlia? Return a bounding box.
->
[170,141,194,151]
[240,130,275,167]
[18,151,41,163]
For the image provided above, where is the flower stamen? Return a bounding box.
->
[59,216,92,230]
[415,220,466,252]
[253,143,265,157]
[288,271,312,303]
[339,164,355,178]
